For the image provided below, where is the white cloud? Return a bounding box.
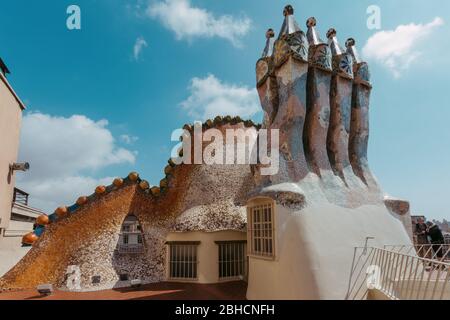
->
[16,112,137,212]
[147,0,251,47]
[133,36,148,61]
[19,176,116,214]
[180,74,260,121]
[362,17,444,78]
[120,134,139,144]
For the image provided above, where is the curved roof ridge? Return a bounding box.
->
[22,116,260,245]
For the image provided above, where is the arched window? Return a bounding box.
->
[117,214,144,254]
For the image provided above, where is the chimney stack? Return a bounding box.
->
[261,29,275,58]
[278,5,301,37]
[306,17,323,46]
[304,17,333,177]
[326,28,343,56]
[346,38,378,189]
[345,38,362,64]
[254,5,310,184]
[326,29,356,186]
[252,5,383,206]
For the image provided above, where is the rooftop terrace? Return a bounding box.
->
[0,281,247,300]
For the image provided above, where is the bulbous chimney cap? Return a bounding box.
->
[262,28,276,58]
[326,28,337,39]
[306,17,317,28]
[283,5,294,16]
[306,17,323,45]
[279,5,301,37]
[345,38,362,64]
[266,28,275,39]
[327,28,343,56]
[345,38,356,48]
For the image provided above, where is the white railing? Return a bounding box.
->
[384,244,450,262]
[117,244,144,254]
[346,247,450,300]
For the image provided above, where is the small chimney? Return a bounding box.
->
[326,28,343,56]
[306,17,324,45]
[279,5,301,37]
[262,29,276,58]
[345,38,362,64]
[0,58,10,77]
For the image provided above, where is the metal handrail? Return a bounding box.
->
[13,188,29,206]
[117,244,144,254]
[346,247,450,300]
[384,244,450,262]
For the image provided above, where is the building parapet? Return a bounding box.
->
[12,202,44,220]
[0,61,25,110]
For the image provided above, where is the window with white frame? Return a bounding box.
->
[248,201,275,258]
[117,214,144,254]
[168,242,199,280]
[217,241,247,280]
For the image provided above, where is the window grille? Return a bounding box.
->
[217,241,246,280]
[248,202,275,258]
[168,243,199,280]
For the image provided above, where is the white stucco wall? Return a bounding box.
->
[247,201,412,300]
[0,232,31,277]
[0,72,27,277]
[0,73,23,230]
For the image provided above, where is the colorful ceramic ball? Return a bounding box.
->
[55,206,68,217]
[113,178,124,187]
[36,215,49,226]
[151,187,161,196]
[76,196,88,206]
[160,179,168,189]
[128,172,139,182]
[139,180,150,190]
[22,232,38,245]
[95,185,106,195]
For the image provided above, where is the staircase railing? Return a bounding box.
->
[384,244,450,262]
[346,247,450,300]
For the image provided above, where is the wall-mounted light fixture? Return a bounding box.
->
[9,162,30,173]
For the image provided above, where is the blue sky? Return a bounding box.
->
[1,0,450,221]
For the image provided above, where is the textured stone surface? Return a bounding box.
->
[252,22,385,209]
[255,56,310,186]
[304,67,332,176]
[328,75,352,182]
[0,121,255,292]
[259,190,305,211]
[384,199,410,216]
